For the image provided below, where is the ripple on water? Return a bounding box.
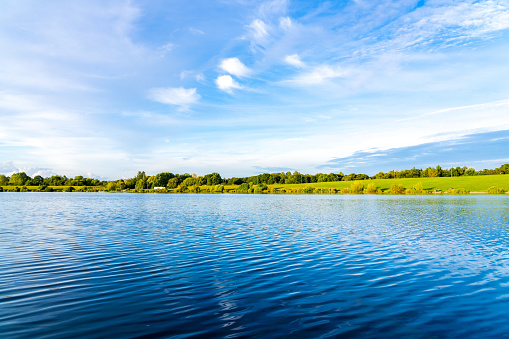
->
[1,193,509,338]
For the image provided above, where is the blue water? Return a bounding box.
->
[1,193,509,338]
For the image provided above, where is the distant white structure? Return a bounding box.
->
[154,187,166,190]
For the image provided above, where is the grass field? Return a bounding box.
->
[269,175,509,192]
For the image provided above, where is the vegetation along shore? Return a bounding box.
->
[1,164,508,195]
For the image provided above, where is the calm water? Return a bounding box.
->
[1,193,509,338]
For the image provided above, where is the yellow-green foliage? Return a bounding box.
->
[365,183,377,194]
[487,186,506,194]
[390,184,405,194]
[446,188,469,194]
[340,187,350,194]
[350,181,365,194]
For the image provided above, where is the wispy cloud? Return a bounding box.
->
[284,54,305,68]
[147,87,200,107]
[279,16,292,30]
[248,19,270,41]
[284,64,347,86]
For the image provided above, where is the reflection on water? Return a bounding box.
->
[1,193,509,338]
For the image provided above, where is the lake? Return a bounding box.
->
[1,193,508,338]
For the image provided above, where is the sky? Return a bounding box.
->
[1,0,509,179]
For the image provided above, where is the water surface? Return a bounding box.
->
[1,193,508,338]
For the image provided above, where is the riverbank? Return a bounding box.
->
[1,175,508,194]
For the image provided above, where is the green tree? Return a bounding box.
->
[153,172,173,188]
[9,172,30,186]
[32,175,44,185]
[0,174,8,186]
[135,178,147,191]
[167,178,179,189]
[205,172,222,186]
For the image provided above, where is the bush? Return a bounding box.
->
[412,182,428,194]
[365,183,377,194]
[237,183,250,192]
[446,188,469,194]
[350,181,365,194]
[254,183,268,193]
[487,186,506,194]
[214,185,224,193]
[0,186,3,192]
[303,186,315,194]
[340,187,350,194]
[390,184,405,194]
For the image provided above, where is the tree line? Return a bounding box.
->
[1,164,508,191]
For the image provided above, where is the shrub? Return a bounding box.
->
[214,185,224,193]
[412,182,428,194]
[350,181,365,194]
[365,183,377,194]
[340,187,350,194]
[254,183,268,193]
[303,186,315,194]
[0,187,3,192]
[237,183,250,192]
[446,188,469,194]
[487,186,506,194]
[390,184,405,194]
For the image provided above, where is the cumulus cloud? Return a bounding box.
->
[215,75,242,93]
[147,87,200,107]
[219,58,251,77]
[285,54,305,68]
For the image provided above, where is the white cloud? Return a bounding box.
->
[285,54,305,68]
[279,16,292,30]
[364,0,509,55]
[285,64,347,86]
[147,87,200,107]
[219,57,251,77]
[215,75,242,93]
[249,19,269,40]
[159,42,173,54]
[189,27,205,35]
[258,0,288,18]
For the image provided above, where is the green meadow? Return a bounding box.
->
[269,175,509,193]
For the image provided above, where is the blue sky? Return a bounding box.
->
[1,0,509,179]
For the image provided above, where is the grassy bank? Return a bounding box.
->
[1,174,508,194]
[271,175,509,193]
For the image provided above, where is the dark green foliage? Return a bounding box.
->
[153,172,174,188]
[204,172,222,186]
[0,174,8,186]
[9,172,30,186]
